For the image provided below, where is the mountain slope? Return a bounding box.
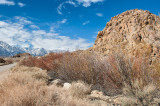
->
[0,41,25,57]
[22,48,48,56]
[0,41,48,57]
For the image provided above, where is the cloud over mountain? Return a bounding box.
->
[0,16,92,51]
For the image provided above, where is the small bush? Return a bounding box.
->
[69,81,91,98]
[123,79,157,105]
[110,54,159,105]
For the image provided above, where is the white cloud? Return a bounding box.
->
[57,0,104,14]
[76,0,104,7]
[0,20,31,46]
[82,20,90,25]
[18,2,26,7]
[0,16,92,51]
[57,0,77,15]
[14,16,32,25]
[96,13,103,17]
[30,25,39,29]
[0,1,26,7]
[60,19,67,24]
[31,37,91,50]
[0,0,15,5]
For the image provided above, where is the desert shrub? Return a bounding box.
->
[149,60,160,88]
[20,51,159,97]
[55,52,155,95]
[20,51,116,94]
[123,79,157,105]
[52,51,122,95]
[109,54,155,84]
[109,54,160,105]
[55,52,102,83]
[20,53,63,70]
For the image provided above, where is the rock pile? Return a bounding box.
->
[49,79,136,105]
[0,58,6,63]
[48,79,160,105]
[13,53,31,58]
[90,9,160,63]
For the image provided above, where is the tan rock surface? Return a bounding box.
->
[90,9,160,63]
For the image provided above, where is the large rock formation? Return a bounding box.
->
[90,9,160,63]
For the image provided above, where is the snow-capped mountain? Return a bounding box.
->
[0,41,51,57]
[23,47,48,56]
[0,41,25,57]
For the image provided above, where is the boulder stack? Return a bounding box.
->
[90,9,160,63]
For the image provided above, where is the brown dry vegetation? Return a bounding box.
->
[0,66,107,106]
[11,51,160,105]
[20,52,159,93]
[20,52,122,95]
[20,53,63,70]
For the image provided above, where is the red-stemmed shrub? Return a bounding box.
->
[20,53,63,70]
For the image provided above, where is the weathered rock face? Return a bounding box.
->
[90,9,160,62]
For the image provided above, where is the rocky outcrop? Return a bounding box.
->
[90,9,160,63]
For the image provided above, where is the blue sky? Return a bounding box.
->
[0,0,160,50]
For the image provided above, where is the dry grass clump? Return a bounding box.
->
[10,65,50,83]
[69,81,91,98]
[0,65,100,106]
[0,67,48,106]
[4,58,13,64]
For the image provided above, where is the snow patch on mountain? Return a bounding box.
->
[0,41,65,57]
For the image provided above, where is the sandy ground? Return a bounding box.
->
[0,63,17,81]
[0,63,17,72]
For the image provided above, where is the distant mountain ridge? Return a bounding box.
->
[0,41,25,57]
[0,41,64,57]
